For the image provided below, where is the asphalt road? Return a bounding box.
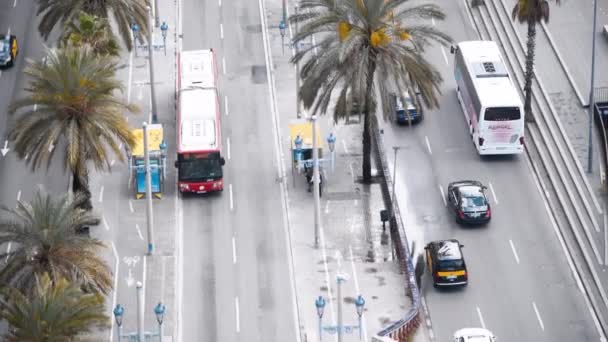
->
[0,0,67,208]
[179,0,298,341]
[377,0,602,340]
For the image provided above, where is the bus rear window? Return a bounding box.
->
[484,107,521,121]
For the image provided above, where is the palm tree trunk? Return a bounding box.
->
[362,56,377,183]
[523,18,537,123]
[72,167,93,211]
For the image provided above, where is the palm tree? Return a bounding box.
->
[36,0,149,51]
[0,273,108,341]
[291,0,451,182]
[8,46,137,210]
[0,191,112,295]
[61,11,121,57]
[512,0,560,122]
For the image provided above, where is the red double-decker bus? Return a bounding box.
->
[175,49,225,194]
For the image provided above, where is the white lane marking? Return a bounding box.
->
[110,241,120,340]
[222,57,226,75]
[24,153,29,160]
[224,95,229,116]
[13,0,17,7]
[325,200,330,214]
[103,216,110,231]
[110,159,116,167]
[16,190,21,202]
[425,136,432,155]
[229,184,234,210]
[135,223,144,240]
[119,142,123,150]
[509,239,520,264]
[441,46,449,65]
[99,186,104,202]
[129,200,134,213]
[220,23,224,39]
[5,242,11,263]
[232,236,237,264]
[532,302,545,331]
[235,297,240,332]
[227,137,231,160]
[349,162,355,183]
[439,185,447,206]
[219,0,221,6]
[476,306,486,329]
[7,27,10,36]
[488,182,499,204]
[431,17,435,26]
[342,139,349,154]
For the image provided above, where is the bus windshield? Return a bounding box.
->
[484,107,521,121]
[178,158,223,181]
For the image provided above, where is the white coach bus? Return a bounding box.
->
[450,41,524,155]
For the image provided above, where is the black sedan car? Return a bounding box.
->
[0,34,18,68]
[447,180,491,224]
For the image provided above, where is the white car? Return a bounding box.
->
[453,328,497,342]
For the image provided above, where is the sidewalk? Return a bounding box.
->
[88,1,179,340]
[263,1,417,341]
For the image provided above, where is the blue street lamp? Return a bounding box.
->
[315,296,326,340]
[314,291,366,341]
[160,21,169,56]
[294,134,303,163]
[279,20,287,55]
[327,132,336,172]
[131,23,140,57]
[113,301,166,342]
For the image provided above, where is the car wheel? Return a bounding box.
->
[456,215,462,224]
[433,282,438,289]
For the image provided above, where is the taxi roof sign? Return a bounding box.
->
[131,124,164,157]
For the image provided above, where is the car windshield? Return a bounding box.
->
[178,158,222,181]
[437,259,464,271]
[0,39,8,53]
[461,195,486,209]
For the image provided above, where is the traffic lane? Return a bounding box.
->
[417,68,599,341]
[181,0,221,51]
[543,0,608,94]
[179,196,225,342]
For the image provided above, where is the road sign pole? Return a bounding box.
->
[143,122,155,255]
[136,282,145,342]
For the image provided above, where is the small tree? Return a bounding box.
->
[61,12,120,57]
[0,273,108,341]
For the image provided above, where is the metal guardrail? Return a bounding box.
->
[593,87,608,191]
[370,115,421,341]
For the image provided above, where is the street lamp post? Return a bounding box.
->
[279,20,286,56]
[143,122,154,255]
[587,0,599,173]
[160,21,168,56]
[294,134,303,188]
[327,132,336,172]
[311,114,321,249]
[113,291,166,341]
[153,0,160,27]
[315,275,366,341]
[147,6,159,124]
[131,23,140,57]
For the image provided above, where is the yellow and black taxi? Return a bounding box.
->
[425,239,468,288]
[0,34,18,69]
